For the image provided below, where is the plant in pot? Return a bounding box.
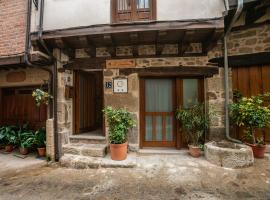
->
[18,129,35,155]
[32,88,53,107]
[230,93,270,158]
[176,103,210,157]
[0,126,18,152]
[103,106,136,161]
[34,127,46,157]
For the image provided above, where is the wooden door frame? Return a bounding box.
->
[139,75,205,149]
[73,70,105,135]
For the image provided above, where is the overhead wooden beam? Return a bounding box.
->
[156,44,165,56]
[107,46,116,57]
[130,33,139,56]
[202,29,223,53]
[178,31,188,56]
[64,58,106,69]
[119,66,219,77]
[54,38,75,59]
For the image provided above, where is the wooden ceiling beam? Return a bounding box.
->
[202,29,223,53]
[130,33,139,56]
[156,44,165,56]
[54,38,75,59]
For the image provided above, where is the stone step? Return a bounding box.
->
[69,135,107,144]
[63,144,107,158]
[60,153,137,169]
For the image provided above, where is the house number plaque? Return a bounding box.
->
[113,78,128,93]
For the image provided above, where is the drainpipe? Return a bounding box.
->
[24,0,59,160]
[223,0,243,143]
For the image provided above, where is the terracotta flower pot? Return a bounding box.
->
[188,145,201,158]
[19,147,29,155]
[37,147,46,157]
[245,143,266,158]
[110,142,128,161]
[5,145,13,152]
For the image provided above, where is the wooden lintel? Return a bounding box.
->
[64,58,106,69]
[104,34,113,45]
[120,66,219,77]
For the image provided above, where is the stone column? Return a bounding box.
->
[53,49,73,157]
[46,119,55,161]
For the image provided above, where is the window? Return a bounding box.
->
[112,0,156,23]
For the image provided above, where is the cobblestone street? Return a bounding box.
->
[0,153,270,200]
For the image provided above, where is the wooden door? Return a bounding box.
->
[75,72,95,134]
[232,65,270,143]
[0,87,47,129]
[140,78,176,147]
[140,77,204,148]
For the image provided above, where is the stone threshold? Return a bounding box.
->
[60,153,137,169]
[138,148,188,156]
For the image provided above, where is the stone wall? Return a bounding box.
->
[0,68,49,87]
[54,49,73,154]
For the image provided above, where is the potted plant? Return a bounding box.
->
[0,126,18,152]
[18,129,35,155]
[176,103,210,157]
[32,88,53,106]
[103,106,136,161]
[34,128,46,157]
[230,93,270,158]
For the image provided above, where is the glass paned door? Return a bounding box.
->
[141,79,176,147]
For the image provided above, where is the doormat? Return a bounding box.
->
[13,154,28,159]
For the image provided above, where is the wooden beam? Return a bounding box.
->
[54,38,75,58]
[107,46,116,57]
[178,31,188,56]
[85,47,96,57]
[202,29,223,53]
[119,66,219,77]
[156,44,164,56]
[209,52,270,67]
[64,58,106,69]
[130,33,139,56]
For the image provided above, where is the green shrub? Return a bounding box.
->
[176,103,210,146]
[230,93,270,145]
[0,126,18,146]
[18,129,35,149]
[103,106,136,144]
[34,127,46,148]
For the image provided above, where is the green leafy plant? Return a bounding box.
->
[34,127,46,148]
[18,129,35,148]
[103,106,136,144]
[176,103,210,147]
[32,89,53,106]
[230,93,270,145]
[0,126,18,146]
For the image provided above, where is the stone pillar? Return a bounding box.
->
[46,119,55,161]
[206,68,233,141]
[53,49,73,157]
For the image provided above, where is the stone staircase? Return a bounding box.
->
[60,134,137,169]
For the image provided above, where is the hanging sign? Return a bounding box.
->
[113,78,128,93]
[106,59,136,69]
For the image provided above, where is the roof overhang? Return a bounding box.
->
[31,19,224,57]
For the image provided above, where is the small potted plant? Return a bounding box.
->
[18,129,35,155]
[32,88,53,106]
[34,128,46,157]
[230,93,270,158]
[103,106,136,161]
[176,103,210,157]
[0,126,18,152]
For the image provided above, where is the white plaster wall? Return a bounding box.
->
[157,0,225,21]
[31,0,225,32]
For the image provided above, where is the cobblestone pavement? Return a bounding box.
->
[0,153,270,200]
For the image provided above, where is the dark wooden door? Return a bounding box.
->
[74,71,104,134]
[140,77,204,148]
[232,65,270,143]
[0,87,47,129]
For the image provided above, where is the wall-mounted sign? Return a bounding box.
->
[113,78,128,93]
[105,81,112,89]
[106,59,136,69]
